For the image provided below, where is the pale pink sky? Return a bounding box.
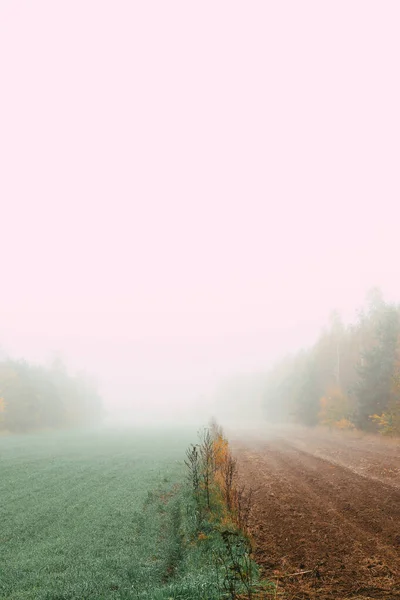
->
[0,2,399,410]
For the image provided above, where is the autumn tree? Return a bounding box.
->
[318,386,353,429]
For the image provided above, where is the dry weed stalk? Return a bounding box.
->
[222,450,238,512]
[184,444,200,498]
[233,485,254,535]
[199,428,216,510]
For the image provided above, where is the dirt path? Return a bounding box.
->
[233,427,400,599]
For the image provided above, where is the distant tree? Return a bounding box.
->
[354,303,400,430]
[369,345,400,435]
[0,396,5,429]
[329,310,345,388]
[318,386,353,429]
[0,357,102,433]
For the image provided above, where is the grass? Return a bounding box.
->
[0,426,196,599]
[0,425,271,599]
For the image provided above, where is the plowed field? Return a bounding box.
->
[233,427,400,599]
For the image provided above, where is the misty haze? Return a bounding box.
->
[1,2,399,599]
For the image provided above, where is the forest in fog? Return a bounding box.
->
[263,288,400,435]
[1,288,400,437]
[0,358,102,432]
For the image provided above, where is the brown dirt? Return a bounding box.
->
[232,426,400,600]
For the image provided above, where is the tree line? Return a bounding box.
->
[263,288,400,435]
[0,357,103,433]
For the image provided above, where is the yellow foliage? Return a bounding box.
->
[318,387,352,428]
[0,397,5,413]
[334,418,354,430]
[214,470,225,489]
[319,396,328,408]
[213,434,229,469]
[220,514,234,528]
[370,409,400,436]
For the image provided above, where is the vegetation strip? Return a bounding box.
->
[181,419,274,599]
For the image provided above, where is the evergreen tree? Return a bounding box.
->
[354,304,399,429]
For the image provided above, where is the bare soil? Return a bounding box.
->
[233,426,400,599]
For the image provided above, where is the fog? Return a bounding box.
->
[1,1,399,423]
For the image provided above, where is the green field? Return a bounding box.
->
[0,426,221,600]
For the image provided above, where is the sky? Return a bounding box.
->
[1,1,399,412]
